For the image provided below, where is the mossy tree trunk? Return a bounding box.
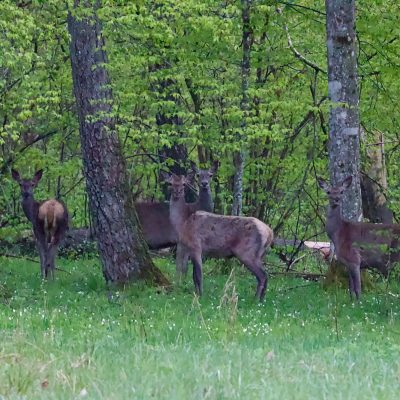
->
[68,0,168,286]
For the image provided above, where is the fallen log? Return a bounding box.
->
[273,237,331,258]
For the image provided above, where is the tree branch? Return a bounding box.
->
[1,130,59,175]
[285,25,327,74]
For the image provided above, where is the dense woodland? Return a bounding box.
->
[1,2,400,398]
[1,0,400,273]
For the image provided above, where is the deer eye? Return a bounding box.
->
[326,191,331,195]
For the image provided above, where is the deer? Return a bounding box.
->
[318,176,400,300]
[165,173,274,301]
[12,169,69,279]
[134,161,218,250]
[189,160,219,213]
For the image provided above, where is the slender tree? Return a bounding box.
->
[153,72,195,202]
[325,0,361,221]
[232,0,252,216]
[361,131,392,223]
[67,0,167,285]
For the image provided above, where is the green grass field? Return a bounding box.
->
[0,255,399,399]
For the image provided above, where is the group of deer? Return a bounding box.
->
[11,164,273,300]
[11,166,399,302]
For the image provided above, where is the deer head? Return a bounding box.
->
[317,176,352,208]
[190,160,219,190]
[163,173,188,201]
[12,169,43,199]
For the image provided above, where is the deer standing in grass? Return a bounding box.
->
[135,162,218,276]
[318,176,400,300]
[12,169,69,279]
[166,174,273,301]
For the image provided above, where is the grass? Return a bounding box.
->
[0,254,399,399]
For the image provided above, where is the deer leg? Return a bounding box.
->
[258,268,268,302]
[181,253,190,276]
[251,266,268,302]
[36,241,46,279]
[237,254,268,301]
[46,235,61,280]
[348,265,361,301]
[175,243,190,281]
[46,244,55,280]
[348,271,355,301]
[191,253,203,296]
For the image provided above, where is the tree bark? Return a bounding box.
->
[361,131,393,223]
[325,0,368,284]
[232,0,252,216]
[325,0,361,221]
[152,69,195,202]
[67,1,168,286]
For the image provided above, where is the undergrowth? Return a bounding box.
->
[0,254,399,399]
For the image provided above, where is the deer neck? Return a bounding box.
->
[21,195,39,224]
[326,203,343,240]
[197,186,213,212]
[169,195,190,234]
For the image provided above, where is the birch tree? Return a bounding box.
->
[325,0,361,221]
[232,0,252,216]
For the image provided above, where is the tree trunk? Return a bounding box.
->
[67,1,168,286]
[232,0,252,216]
[325,0,364,284]
[152,70,195,202]
[361,131,393,223]
[325,0,361,221]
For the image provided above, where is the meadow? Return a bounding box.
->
[0,255,399,399]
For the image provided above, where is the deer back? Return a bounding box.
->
[350,221,400,273]
[180,211,273,258]
[135,202,178,249]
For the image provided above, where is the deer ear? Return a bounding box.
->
[160,171,172,183]
[32,169,43,186]
[317,177,329,192]
[341,176,353,189]
[189,160,199,174]
[186,170,196,184]
[11,169,21,182]
[210,160,219,174]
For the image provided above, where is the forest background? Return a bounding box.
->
[1,0,400,251]
[1,2,400,398]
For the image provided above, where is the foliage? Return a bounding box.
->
[1,2,399,396]
[0,256,399,399]
[1,0,400,244]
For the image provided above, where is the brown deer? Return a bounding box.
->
[165,174,274,301]
[12,169,69,279]
[318,176,400,300]
[134,161,218,250]
[189,160,219,213]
